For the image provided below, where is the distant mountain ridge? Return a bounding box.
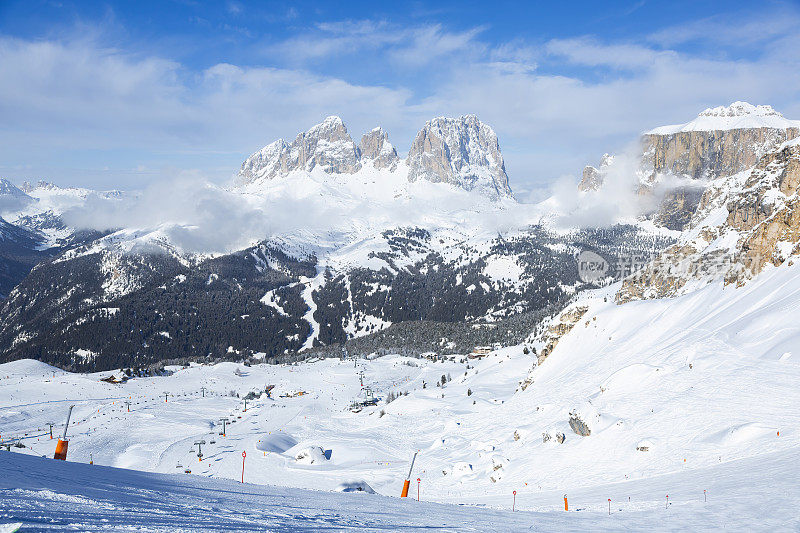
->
[237,114,512,198]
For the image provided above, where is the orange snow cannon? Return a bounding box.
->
[53,405,75,461]
[54,439,69,460]
[400,451,418,498]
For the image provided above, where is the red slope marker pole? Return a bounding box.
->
[666,494,669,509]
[417,478,420,501]
[241,451,246,483]
[608,498,611,515]
[513,490,517,512]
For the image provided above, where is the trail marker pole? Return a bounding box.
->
[666,494,669,509]
[608,498,611,515]
[564,494,568,511]
[704,489,707,502]
[513,491,517,511]
[241,451,246,483]
[417,478,421,501]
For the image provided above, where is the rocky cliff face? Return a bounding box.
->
[237,116,362,184]
[578,154,614,192]
[617,137,800,303]
[581,103,800,231]
[406,115,512,198]
[359,127,399,171]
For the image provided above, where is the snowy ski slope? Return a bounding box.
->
[2,257,800,530]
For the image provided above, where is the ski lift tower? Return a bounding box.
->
[45,422,55,439]
[193,440,206,461]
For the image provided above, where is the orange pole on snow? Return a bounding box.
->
[400,452,418,498]
[54,439,69,460]
[564,494,569,511]
[54,405,74,461]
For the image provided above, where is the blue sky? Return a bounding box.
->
[1,0,799,196]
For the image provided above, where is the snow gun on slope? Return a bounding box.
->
[53,405,74,461]
[400,451,418,498]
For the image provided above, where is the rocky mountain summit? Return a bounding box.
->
[406,115,511,197]
[237,116,363,184]
[237,114,513,198]
[359,127,399,171]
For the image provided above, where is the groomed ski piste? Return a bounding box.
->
[2,259,800,531]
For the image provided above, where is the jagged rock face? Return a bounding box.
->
[406,115,512,198]
[616,139,800,303]
[568,412,591,437]
[641,127,799,182]
[578,154,614,192]
[19,180,59,193]
[726,141,800,282]
[237,116,361,184]
[653,186,706,231]
[578,166,601,192]
[536,305,588,365]
[359,128,399,171]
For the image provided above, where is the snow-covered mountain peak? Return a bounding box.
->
[237,116,362,185]
[699,101,781,118]
[647,101,800,135]
[0,178,29,198]
[406,114,512,198]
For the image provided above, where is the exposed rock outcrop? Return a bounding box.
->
[569,411,591,436]
[406,115,512,198]
[536,306,589,366]
[578,154,614,192]
[359,127,399,171]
